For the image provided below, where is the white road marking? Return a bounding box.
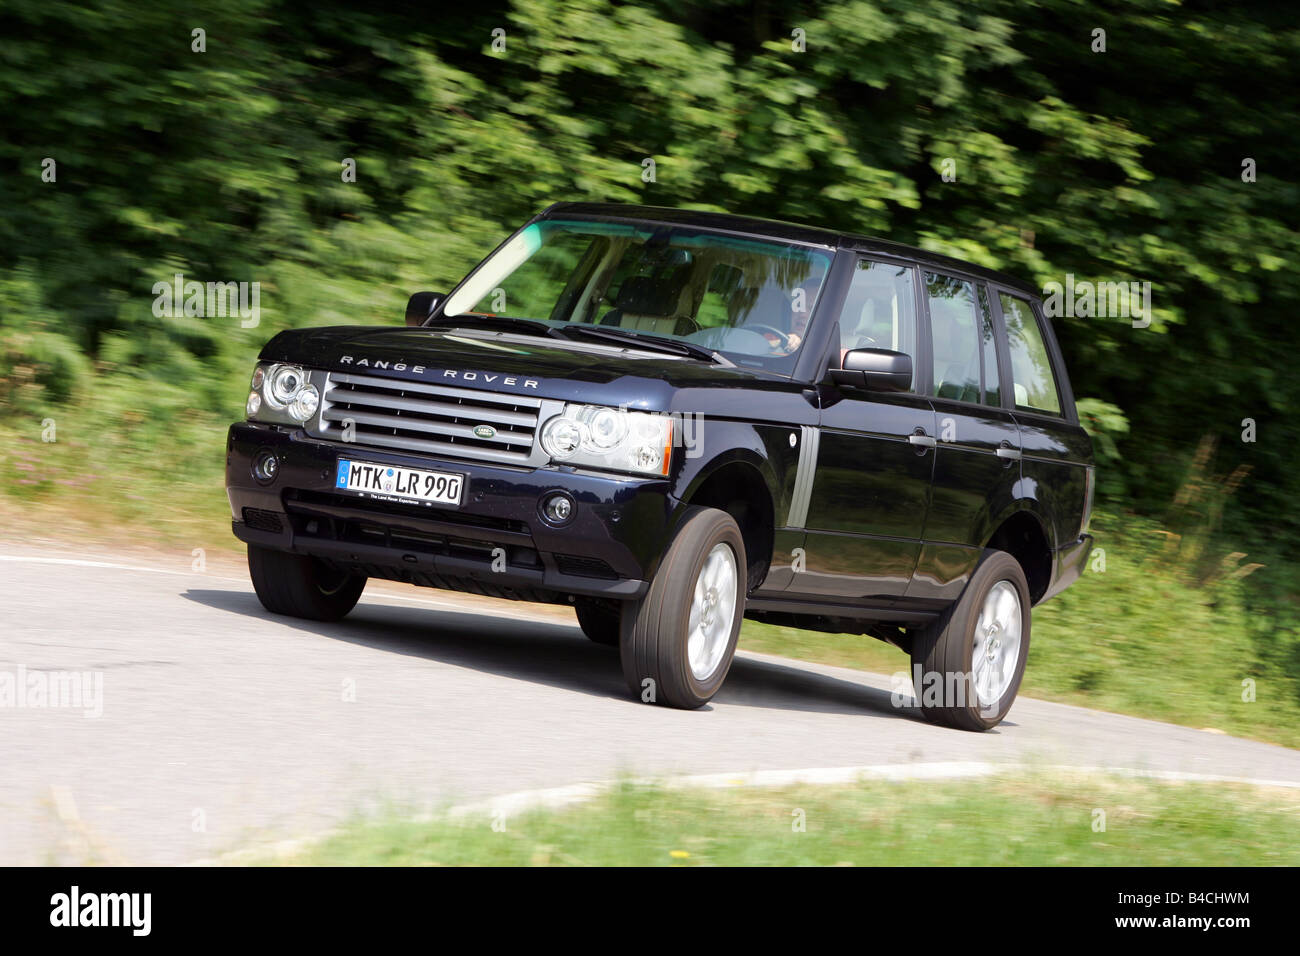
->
[0,555,197,577]
[450,761,1300,819]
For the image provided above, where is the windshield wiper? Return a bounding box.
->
[430,314,567,339]
[556,324,732,366]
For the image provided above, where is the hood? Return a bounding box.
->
[258,325,796,410]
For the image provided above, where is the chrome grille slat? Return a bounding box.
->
[329,372,543,408]
[321,408,533,446]
[325,388,537,427]
[307,370,556,466]
[325,430,528,463]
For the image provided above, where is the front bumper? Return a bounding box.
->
[225,422,676,602]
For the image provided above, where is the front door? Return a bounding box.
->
[793,257,935,602]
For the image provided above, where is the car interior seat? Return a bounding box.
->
[599,265,697,337]
[931,298,981,403]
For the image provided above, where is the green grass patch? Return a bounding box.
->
[273,773,1300,866]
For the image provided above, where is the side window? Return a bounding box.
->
[837,259,917,375]
[925,273,983,404]
[999,292,1061,415]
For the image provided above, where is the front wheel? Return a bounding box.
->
[247,544,367,622]
[620,506,745,709]
[908,550,1030,731]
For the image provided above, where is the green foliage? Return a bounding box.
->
[1075,397,1128,496]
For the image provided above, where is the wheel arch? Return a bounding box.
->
[678,450,777,593]
[984,508,1053,605]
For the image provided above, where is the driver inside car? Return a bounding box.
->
[730,278,821,356]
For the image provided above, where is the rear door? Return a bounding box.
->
[793,256,936,602]
[994,288,1091,553]
[908,273,1022,603]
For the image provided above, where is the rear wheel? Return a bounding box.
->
[247,544,367,622]
[574,597,620,646]
[620,506,745,709]
[908,550,1030,731]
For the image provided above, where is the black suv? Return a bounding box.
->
[226,203,1093,730]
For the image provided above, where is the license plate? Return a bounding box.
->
[335,459,465,507]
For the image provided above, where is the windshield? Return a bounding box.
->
[442,219,833,374]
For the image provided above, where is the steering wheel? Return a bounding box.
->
[743,323,793,351]
[672,315,702,336]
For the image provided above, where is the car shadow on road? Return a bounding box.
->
[181,588,923,721]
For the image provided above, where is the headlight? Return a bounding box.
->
[540,417,584,460]
[266,364,307,408]
[287,383,319,422]
[247,362,319,425]
[539,404,673,476]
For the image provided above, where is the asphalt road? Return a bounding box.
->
[3,544,1298,864]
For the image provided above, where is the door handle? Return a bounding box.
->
[907,431,937,448]
[996,442,1021,460]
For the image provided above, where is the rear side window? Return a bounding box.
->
[999,293,1061,415]
[837,259,917,368]
[925,274,1001,406]
[925,273,982,404]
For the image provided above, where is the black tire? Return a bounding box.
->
[247,544,367,622]
[909,550,1031,731]
[620,506,745,709]
[574,597,621,646]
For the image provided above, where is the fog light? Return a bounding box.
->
[541,492,574,524]
[252,450,279,484]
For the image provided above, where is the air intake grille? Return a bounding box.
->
[309,372,547,465]
[242,508,284,533]
[554,554,620,580]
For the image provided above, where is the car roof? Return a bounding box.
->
[540,202,1040,297]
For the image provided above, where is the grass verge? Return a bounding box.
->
[270,773,1300,866]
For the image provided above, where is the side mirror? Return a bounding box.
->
[405,291,445,327]
[831,348,913,392]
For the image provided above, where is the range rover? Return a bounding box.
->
[226,203,1093,730]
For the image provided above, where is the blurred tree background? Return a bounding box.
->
[1,0,1297,697]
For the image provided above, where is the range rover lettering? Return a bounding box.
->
[226,203,1094,730]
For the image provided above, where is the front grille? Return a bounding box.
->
[242,507,284,533]
[309,371,546,465]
